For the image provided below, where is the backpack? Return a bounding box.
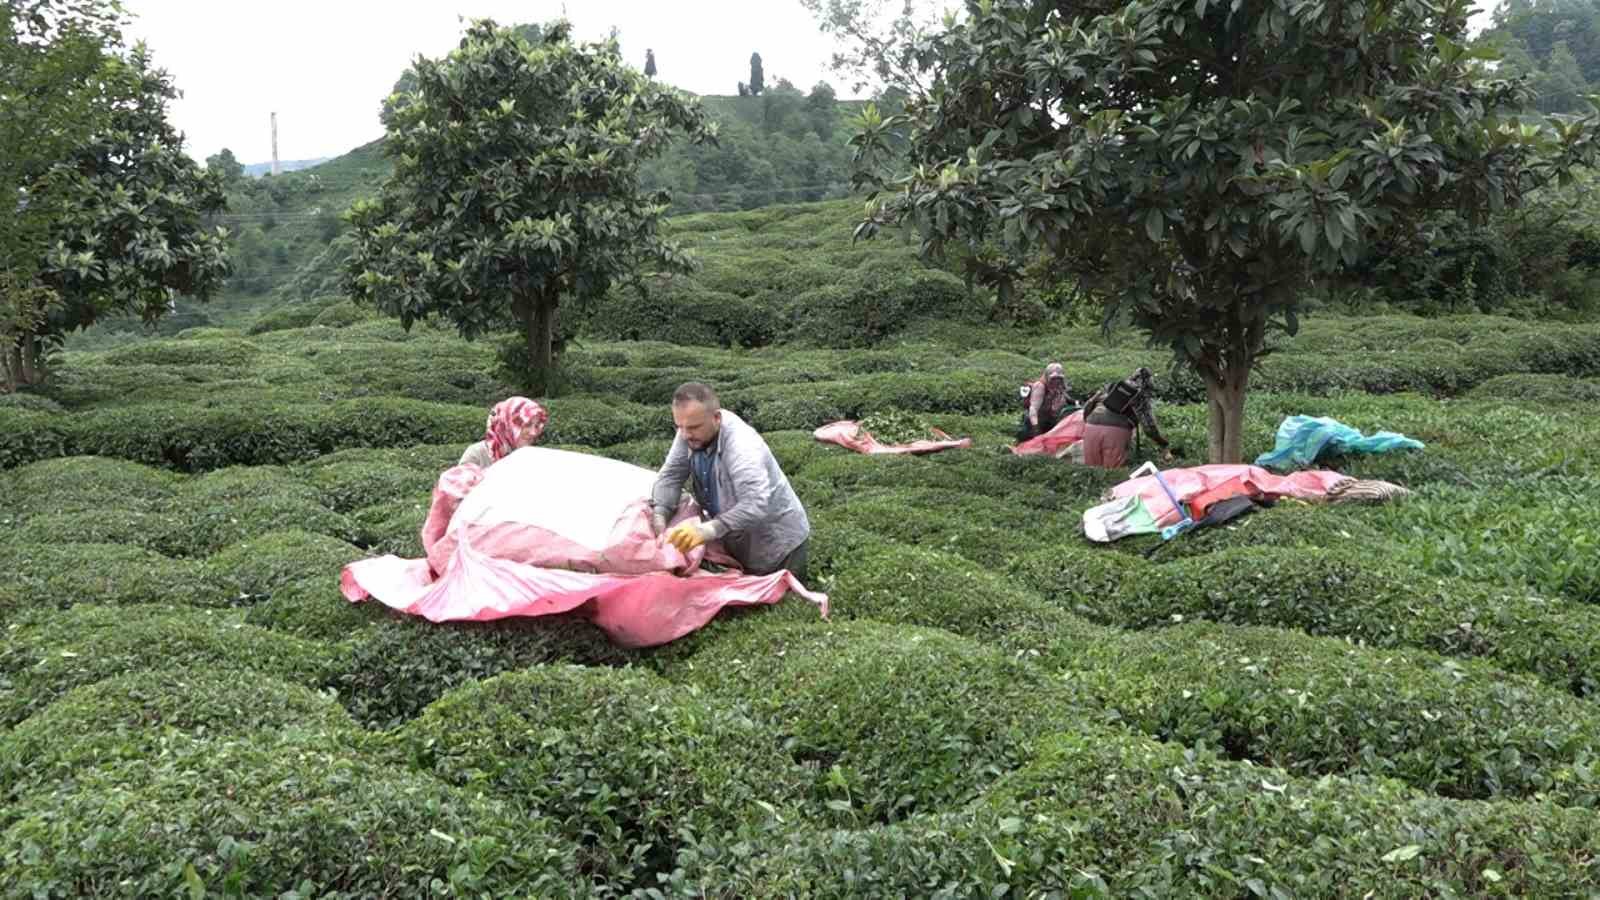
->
[1102,378,1141,417]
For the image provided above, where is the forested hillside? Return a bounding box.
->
[1480,0,1600,113]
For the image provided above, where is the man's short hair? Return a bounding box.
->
[672,382,720,413]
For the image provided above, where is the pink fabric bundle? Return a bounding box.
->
[1011,409,1086,456]
[342,447,827,648]
[813,421,972,456]
[1109,464,1350,527]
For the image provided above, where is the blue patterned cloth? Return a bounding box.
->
[1255,415,1424,471]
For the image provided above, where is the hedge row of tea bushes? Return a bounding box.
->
[7,316,1600,478]
[10,601,1600,894]
[6,298,1600,891]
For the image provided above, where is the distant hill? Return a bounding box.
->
[205,82,876,314]
[241,158,332,178]
[66,35,895,341]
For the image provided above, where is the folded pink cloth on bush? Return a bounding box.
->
[1011,410,1085,456]
[1109,463,1349,527]
[813,420,972,456]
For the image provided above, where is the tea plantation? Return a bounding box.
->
[4,201,1600,897]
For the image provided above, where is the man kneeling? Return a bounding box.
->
[650,382,812,580]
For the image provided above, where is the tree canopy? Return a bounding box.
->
[1481,0,1600,113]
[851,0,1600,462]
[345,18,713,391]
[2,0,231,389]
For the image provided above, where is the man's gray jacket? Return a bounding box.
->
[651,409,810,574]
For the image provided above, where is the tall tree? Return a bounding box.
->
[2,0,231,389]
[852,0,1600,463]
[806,80,839,139]
[345,19,713,392]
[1537,39,1589,112]
[644,48,657,78]
[205,147,245,184]
[749,51,765,95]
[800,0,952,96]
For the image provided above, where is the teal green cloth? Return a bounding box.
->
[1255,415,1424,471]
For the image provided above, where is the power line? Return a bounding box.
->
[209,181,858,218]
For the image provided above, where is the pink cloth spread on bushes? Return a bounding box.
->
[341,447,827,648]
[1012,409,1086,456]
[813,421,972,456]
[1109,464,1350,527]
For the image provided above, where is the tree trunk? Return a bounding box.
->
[1,341,19,393]
[519,293,554,395]
[20,336,39,386]
[3,330,44,390]
[1203,366,1250,464]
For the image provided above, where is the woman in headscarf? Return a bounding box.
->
[1017,362,1076,442]
[1081,366,1174,468]
[458,396,549,469]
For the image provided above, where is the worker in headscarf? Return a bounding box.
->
[1017,362,1076,442]
[457,396,549,469]
[1080,367,1174,468]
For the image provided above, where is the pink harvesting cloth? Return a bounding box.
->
[813,421,973,456]
[341,447,827,648]
[1109,464,1350,527]
[1012,409,1086,456]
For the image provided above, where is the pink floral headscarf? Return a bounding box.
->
[483,396,548,461]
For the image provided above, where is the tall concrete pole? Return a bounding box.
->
[271,112,280,176]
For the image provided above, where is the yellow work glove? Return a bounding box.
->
[666,520,716,553]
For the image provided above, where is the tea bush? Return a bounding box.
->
[0,391,62,412]
[0,666,358,805]
[587,281,780,348]
[154,469,362,556]
[1467,372,1600,404]
[1362,479,1600,603]
[396,665,807,888]
[677,727,1600,897]
[1006,542,1131,610]
[1,605,332,727]
[1104,546,1600,698]
[672,621,1093,823]
[781,267,974,348]
[0,542,229,615]
[326,614,637,728]
[825,543,1106,650]
[1075,621,1600,804]
[0,732,579,898]
[244,573,393,641]
[245,296,340,334]
[304,442,462,472]
[309,297,380,327]
[3,455,179,518]
[349,499,427,557]
[7,508,175,550]
[541,397,671,447]
[294,459,434,513]
[204,529,366,599]
[823,486,1074,568]
[0,399,487,472]
[101,336,261,367]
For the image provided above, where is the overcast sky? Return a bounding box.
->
[121,0,1505,168]
[121,0,852,165]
